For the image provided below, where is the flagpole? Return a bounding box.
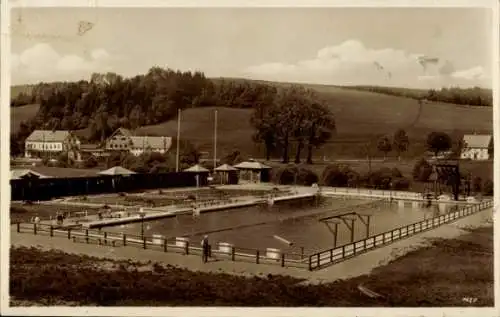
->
[176,108,181,172]
[214,109,218,170]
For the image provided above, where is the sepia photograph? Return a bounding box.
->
[2,0,498,314]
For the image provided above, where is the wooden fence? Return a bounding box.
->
[14,222,308,269]
[307,200,493,271]
[14,199,492,271]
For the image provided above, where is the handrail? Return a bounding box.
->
[308,199,492,271]
[14,220,308,268]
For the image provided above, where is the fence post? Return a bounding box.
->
[33,223,37,235]
[123,234,127,246]
[231,247,235,261]
[317,253,320,267]
[256,250,260,264]
[85,230,89,243]
[308,256,312,271]
[342,245,346,258]
[143,237,147,249]
[104,232,107,244]
[301,247,304,259]
[67,229,71,240]
[390,230,393,242]
[17,222,20,233]
[50,226,53,237]
[163,238,167,252]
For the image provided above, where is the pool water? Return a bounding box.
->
[103,197,458,255]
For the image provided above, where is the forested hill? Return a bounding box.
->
[10,67,492,145]
[10,68,281,144]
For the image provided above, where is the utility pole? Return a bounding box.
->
[214,109,218,170]
[176,109,181,172]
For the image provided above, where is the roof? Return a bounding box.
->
[80,144,103,151]
[25,130,71,142]
[214,164,238,172]
[115,128,133,137]
[11,169,49,180]
[99,166,136,176]
[463,134,492,149]
[129,136,172,150]
[184,164,210,173]
[233,161,272,170]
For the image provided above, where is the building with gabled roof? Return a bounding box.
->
[24,130,81,160]
[460,134,492,161]
[105,128,172,156]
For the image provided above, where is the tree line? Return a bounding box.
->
[343,85,492,107]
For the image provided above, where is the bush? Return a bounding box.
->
[472,176,482,193]
[362,169,392,189]
[84,156,98,168]
[321,164,356,187]
[391,177,411,190]
[482,179,493,196]
[391,167,403,178]
[412,158,433,182]
[273,166,319,186]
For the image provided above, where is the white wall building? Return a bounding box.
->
[460,134,492,161]
[105,128,172,156]
[24,130,81,160]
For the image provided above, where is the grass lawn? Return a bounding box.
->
[9,225,493,306]
[10,103,39,134]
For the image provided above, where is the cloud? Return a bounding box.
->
[11,43,112,85]
[451,66,486,81]
[242,39,490,89]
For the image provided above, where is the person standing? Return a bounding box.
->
[201,235,209,263]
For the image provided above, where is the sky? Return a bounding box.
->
[10,7,494,89]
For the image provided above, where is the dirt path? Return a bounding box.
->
[9,207,493,284]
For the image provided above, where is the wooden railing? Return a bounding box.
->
[14,222,308,269]
[15,199,491,271]
[307,200,493,271]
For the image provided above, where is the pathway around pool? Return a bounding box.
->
[10,207,492,284]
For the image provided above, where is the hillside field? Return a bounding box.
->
[134,87,492,158]
[10,104,40,134]
[10,83,492,159]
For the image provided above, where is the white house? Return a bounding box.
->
[460,134,492,161]
[105,128,172,156]
[129,136,172,156]
[24,130,81,160]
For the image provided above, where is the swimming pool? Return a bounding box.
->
[103,197,457,254]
